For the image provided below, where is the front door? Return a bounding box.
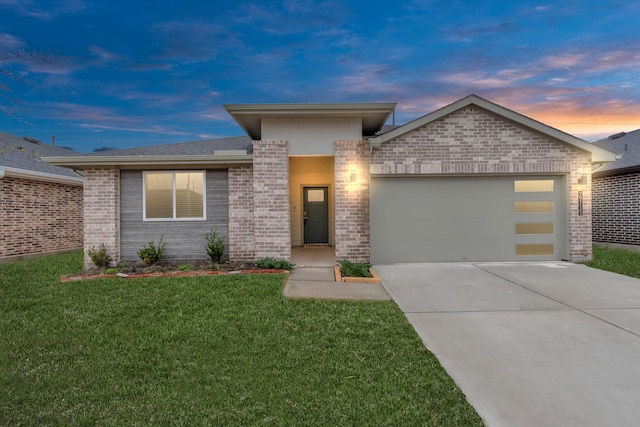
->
[303,187,329,244]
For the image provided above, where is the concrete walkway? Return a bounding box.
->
[283,267,390,301]
[375,262,640,427]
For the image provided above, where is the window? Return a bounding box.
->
[143,171,205,220]
[514,180,554,192]
[514,201,554,214]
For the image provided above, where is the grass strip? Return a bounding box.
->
[585,246,640,279]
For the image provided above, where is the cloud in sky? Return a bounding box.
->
[0,0,639,151]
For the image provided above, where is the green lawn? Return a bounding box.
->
[585,246,640,279]
[0,252,481,426]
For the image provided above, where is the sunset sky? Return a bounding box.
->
[1,0,639,152]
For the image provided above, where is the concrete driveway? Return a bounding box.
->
[375,262,640,427]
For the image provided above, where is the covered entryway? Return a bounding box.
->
[370,175,566,263]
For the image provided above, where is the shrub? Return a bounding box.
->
[178,264,193,272]
[255,257,295,271]
[339,260,372,278]
[86,243,112,268]
[137,237,166,265]
[205,228,226,263]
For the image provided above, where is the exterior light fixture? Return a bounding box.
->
[578,175,588,186]
[350,171,357,183]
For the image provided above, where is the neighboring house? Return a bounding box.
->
[44,95,616,268]
[591,129,640,248]
[0,132,83,261]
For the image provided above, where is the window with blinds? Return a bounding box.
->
[143,171,205,220]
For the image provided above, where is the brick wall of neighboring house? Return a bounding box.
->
[0,176,83,259]
[335,140,370,262]
[83,169,120,267]
[370,106,593,261]
[592,172,640,246]
[228,166,256,261]
[252,140,291,260]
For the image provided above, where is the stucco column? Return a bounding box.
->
[252,140,291,260]
[83,169,120,268]
[334,140,370,262]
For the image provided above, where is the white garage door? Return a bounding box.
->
[370,176,566,263]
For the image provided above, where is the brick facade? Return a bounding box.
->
[228,166,256,261]
[370,106,593,261]
[83,169,120,268]
[0,176,83,260]
[252,141,291,260]
[335,140,370,262]
[592,172,640,246]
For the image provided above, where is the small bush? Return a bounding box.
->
[205,228,226,263]
[255,257,295,271]
[339,260,372,278]
[86,243,112,268]
[106,268,118,274]
[178,264,193,272]
[137,237,166,265]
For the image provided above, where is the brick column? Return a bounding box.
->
[335,140,370,262]
[568,162,593,261]
[252,140,291,260]
[83,169,120,268]
[228,166,255,261]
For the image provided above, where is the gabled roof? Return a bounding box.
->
[44,136,253,169]
[224,103,397,140]
[368,94,618,164]
[592,129,640,176]
[0,132,83,185]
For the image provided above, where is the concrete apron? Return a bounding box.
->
[375,262,640,427]
[283,267,390,301]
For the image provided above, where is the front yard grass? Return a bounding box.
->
[585,246,640,279]
[1,252,481,426]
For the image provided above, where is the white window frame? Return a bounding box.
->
[142,171,207,221]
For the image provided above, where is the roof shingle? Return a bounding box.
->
[0,132,81,178]
[592,129,640,174]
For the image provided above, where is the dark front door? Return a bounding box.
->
[303,187,329,244]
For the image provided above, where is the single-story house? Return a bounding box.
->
[591,129,640,248]
[44,94,616,268]
[0,132,83,261]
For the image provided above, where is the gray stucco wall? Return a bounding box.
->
[120,169,229,261]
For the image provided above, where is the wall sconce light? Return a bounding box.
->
[578,175,588,186]
[350,171,357,183]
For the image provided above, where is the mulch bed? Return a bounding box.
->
[61,260,288,282]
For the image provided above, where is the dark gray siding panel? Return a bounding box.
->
[120,170,229,261]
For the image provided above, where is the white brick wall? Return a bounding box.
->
[252,140,291,260]
[228,166,256,261]
[83,169,120,268]
[370,106,593,261]
[335,140,370,262]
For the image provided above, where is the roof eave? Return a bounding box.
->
[369,94,618,164]
[42,154,254,170]
[224,102,397,140]
[0,166,83,186]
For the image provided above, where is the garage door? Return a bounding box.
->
[370,176,565,263]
